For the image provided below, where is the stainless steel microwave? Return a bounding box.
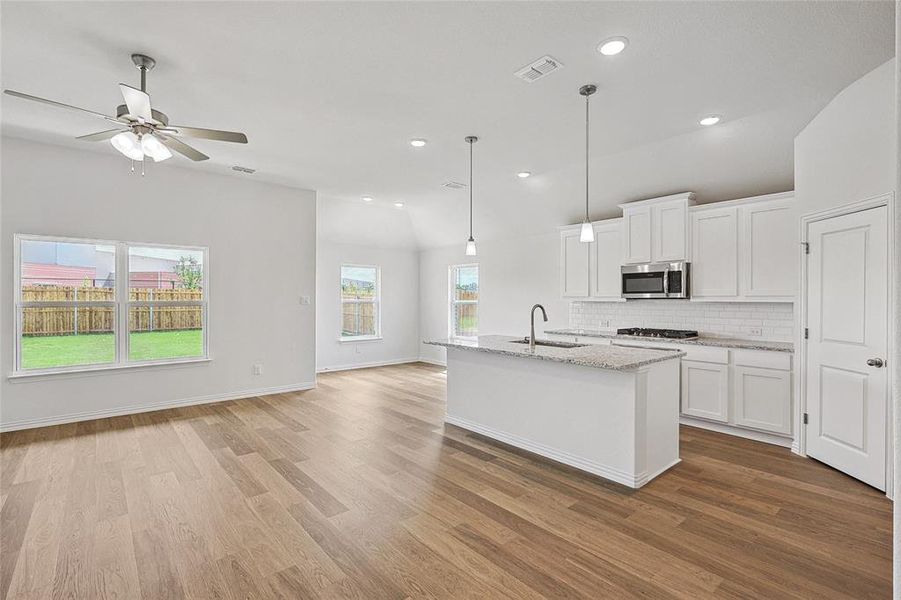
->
[621,262,690,299]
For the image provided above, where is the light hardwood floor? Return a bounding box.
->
[0,362,892,599]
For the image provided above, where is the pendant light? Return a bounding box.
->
[579,84,597,243]
[464,135,478,256]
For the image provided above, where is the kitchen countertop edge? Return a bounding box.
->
[544,329,794,353]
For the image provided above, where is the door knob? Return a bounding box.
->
[867,358,884,368]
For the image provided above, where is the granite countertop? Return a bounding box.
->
[544,328,794,353]
[424,335,685,372]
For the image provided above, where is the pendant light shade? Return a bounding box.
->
[579,84,597,244]
[464,135,479,256]
[579,221,594,243]
[110,131,144,161]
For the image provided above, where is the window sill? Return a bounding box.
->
[8,357,211,382]
[338,336,383,343]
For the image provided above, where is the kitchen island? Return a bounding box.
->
[425,336,685,488]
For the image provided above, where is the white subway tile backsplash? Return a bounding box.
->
[570,300,795,342]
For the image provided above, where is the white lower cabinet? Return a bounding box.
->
[732,367,792,435]
[680,360,729,422]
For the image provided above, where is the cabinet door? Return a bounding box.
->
[621,208,651,264]
[652,201,688,262]
[589,223,623,299]
[741,199,797,300]
[681,360,729,422]
[690,207,739,298]
[733,366,792,434]
[560,229,589,297]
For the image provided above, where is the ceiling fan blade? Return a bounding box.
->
[4,89,120,123]
[76,128,126,142]
[119,84,152,121]
[167,125,248,144]
[157,134,209,161]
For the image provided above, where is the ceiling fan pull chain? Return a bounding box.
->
[131,160,135,174]
[141,159,145,177]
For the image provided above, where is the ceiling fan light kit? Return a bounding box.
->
[3,53,248,175]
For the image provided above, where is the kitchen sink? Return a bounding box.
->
[511,338,588,349]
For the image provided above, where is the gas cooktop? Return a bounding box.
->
[616,327,699,340]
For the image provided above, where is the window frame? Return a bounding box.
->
[339,263,381,342]
[12,233,209,378]
[448,263,479,340]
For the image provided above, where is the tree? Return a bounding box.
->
[174,256,202,289]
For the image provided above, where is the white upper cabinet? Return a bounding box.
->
[559,226,589,297]
[740,196,797,299]
[652,199,690,262]
[691,206,739,298]
[589,219,624,301]
[619,193,695,264]
[620,206,651,264]
[690,192,796,302]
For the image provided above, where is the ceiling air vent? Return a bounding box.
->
[232,165,256,174]
[443,181,467,190]
[514,55,563,83]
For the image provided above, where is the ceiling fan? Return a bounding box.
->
[3,53,248,170]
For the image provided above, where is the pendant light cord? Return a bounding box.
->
[469,139,474,239]
[585,91,590,222]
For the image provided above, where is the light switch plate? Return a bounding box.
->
[300,296,312,305]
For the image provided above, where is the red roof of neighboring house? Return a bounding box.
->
[21,263,97,286]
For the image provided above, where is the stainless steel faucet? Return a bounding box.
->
[530,304,548,350]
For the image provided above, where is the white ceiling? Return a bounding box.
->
[1,1,895,249]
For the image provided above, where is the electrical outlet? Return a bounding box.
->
[747,327,763,337]
[252,364,263,376]
[300,296,312,305]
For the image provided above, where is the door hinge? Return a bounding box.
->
[804,328,809,339]
[803,413,809,425]
[802,242,810,255]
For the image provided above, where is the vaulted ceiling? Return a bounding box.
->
[1,1,895,249]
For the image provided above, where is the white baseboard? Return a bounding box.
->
[445,415,677,488]
[679,416,793,448]
[417,357,446,367]
[316,357,421,373]
[0,381,316,433]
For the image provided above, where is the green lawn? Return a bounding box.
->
[21,330,203,369]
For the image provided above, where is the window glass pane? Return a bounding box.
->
[453,303,478,338]
[129,306,203,361]
[453,265,479,301]
[20,308,115,369]
[129,246,204,299]
[342,302,377,337]
[20,239,115,301]
[341,266,377,300]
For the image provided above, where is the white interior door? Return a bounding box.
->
[806,206,888,490]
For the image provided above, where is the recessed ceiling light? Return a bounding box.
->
[410,139,427,147]
[361,196,373,203]
[394,201,405,208]
[699,115,721,126]
[597,37,628,56]
[517,171,532,178]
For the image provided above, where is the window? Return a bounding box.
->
[14,234,208,375]
[340,265,380,340]
[449,264,478,339]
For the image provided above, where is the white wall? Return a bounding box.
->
[795,58,897,216]
[316,241,420,371]
[0,137,317,430]
[419,231,570,364]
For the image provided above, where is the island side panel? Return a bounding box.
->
[636,358,681,486]
[444,347,641,486]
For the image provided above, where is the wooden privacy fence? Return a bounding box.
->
[22,286,203,336]
[342,302,376,336]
